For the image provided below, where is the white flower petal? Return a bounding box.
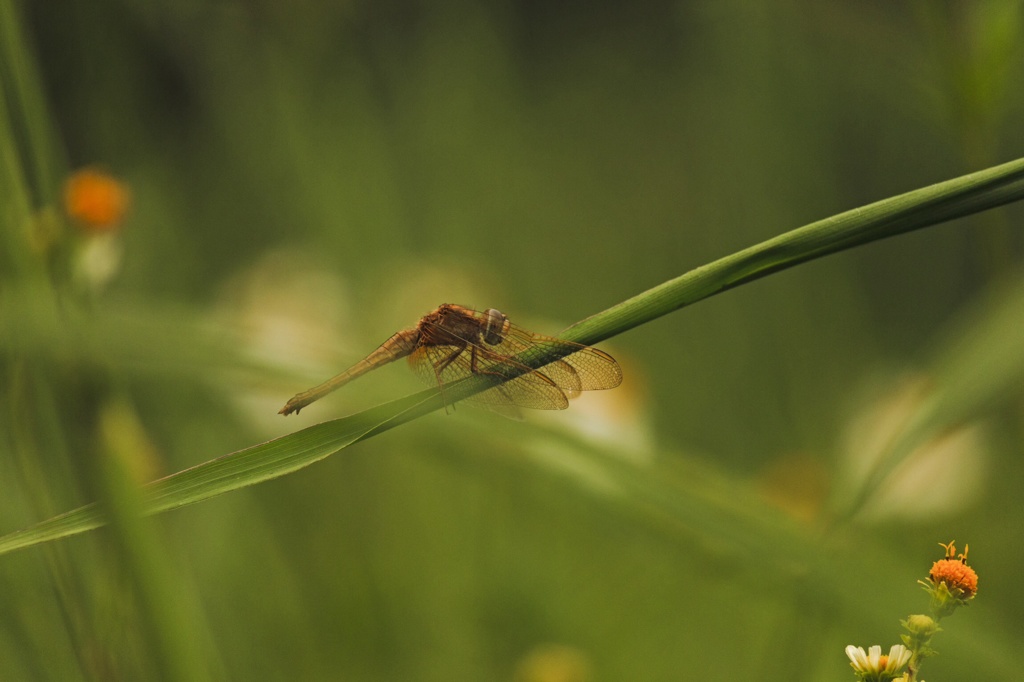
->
[885,644,912,672]
[845,645,869,671]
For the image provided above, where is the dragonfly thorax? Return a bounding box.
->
[481,308,507,346]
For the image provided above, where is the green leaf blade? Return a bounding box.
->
[3,156,1023,556]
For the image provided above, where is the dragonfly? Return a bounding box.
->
[279,304,622,417]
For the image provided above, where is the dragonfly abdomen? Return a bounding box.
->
[278,327,420,415]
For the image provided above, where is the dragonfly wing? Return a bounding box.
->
[558,345,622,390]
[472,370,571,410]
[472,386,525,420]
[408,345,473,400]
[496,327,623,392]
[410,343,572,410]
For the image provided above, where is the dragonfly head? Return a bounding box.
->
[482,308,507,345]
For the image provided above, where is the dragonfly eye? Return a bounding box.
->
[482,308,507,345]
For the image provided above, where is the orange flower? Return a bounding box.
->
[64,167,130,232]
[929,554,978,599]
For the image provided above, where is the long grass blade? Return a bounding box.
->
[2,156,1023,555]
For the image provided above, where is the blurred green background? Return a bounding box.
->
[2,0,1024,680]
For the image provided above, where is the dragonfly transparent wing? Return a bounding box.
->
[409,343,572,410]
[408,318,622,411]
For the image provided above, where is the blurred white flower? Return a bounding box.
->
[74,232,124,294]
[535,354,651,461]
[840,374,987,523]
[214,249,354,426]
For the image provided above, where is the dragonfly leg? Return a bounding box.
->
[432,345,466,412]
[434,345,464,374]
[469,345,510,379]
[469,345,500,376]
